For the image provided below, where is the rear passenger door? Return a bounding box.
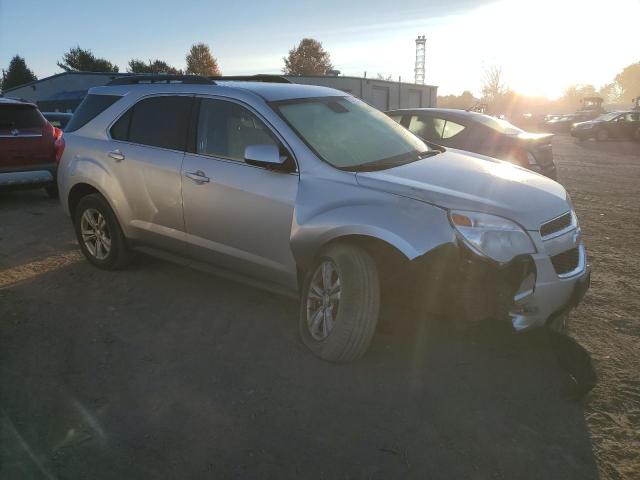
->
[181,97,299,289]
[108,95,193,253]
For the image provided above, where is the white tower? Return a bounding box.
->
[415,36,426,85]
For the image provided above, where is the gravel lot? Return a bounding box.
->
[1,135,638,479]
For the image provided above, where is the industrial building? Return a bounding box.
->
[3,71,437,113]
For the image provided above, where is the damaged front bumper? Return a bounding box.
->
[424,228,590,332]
[510,244,590,331]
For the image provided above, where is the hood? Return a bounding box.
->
[355,149,570,230]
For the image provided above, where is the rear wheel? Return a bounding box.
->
[299,243,380,362]
[595,129,609,141]
[73,193,132,270]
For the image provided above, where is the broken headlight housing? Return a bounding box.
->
[449,210,536,263]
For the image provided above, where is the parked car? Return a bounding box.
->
[571,111,640,141]
[0,98,64,197]
[42,112,73,130]
[57,75,590,362]
[540,112,593,133]
[386,108,557,179]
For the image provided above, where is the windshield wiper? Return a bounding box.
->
[350,150,441,172]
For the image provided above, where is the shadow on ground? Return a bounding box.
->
[0,250,599,480]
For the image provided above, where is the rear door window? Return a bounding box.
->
[408,115,444,140]
[66,94,121,132]
[117,96,192,151]
[442,120,465,139]
[408,115,465,140]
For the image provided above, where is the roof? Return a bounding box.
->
[92,81,346,102]
[216,81,344,101]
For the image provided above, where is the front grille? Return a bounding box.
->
[540,212,572,237]
[551,247,580,275]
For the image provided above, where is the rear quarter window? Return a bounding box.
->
[0,105,44,129]
[66,94,121,132]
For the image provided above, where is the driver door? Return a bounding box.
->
[181,97,299,289]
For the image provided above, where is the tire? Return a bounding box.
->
[595,129,609,141]
[299,243,380,363]
[44,183,58,198]
[73,193,132,270]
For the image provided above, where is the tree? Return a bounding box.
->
[1,55,37,91]
[283,38,333,76]
[613,62,640,103]
[481,65,506,104]
[185,43,221,76]
[57,46,118,73]
[128,59,181,74]
[438,90,477,110]
[376,73,393,81]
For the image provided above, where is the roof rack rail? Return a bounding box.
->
[211,74,292,84]
[107,74,216,86]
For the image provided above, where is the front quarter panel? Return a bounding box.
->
[290,173,456,269]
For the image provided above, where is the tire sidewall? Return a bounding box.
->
[299,245,380,362]
[73,194,124,269]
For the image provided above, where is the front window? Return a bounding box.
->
[273,96,430,171]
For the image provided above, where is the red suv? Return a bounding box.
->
[0,98,65,197]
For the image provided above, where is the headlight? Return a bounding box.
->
[449,210,536,263]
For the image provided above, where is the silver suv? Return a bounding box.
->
[58,75,590,362]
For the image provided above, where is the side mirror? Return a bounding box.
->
[244,144,287,170]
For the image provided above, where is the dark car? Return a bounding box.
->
[571,111,640,141]
[387,108,557,179]
[42,111,73,130]
[0,98,64,197]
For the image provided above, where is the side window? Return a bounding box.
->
[387,114,403,124]
[66,94,120,132]
[110,108,131,141]
[442,120,465,139]
[196,98,278,162]
[408,115,445,140]
[125,96,192,150]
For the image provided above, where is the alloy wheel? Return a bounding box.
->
[80,208,111,260]
[306,260,341,341]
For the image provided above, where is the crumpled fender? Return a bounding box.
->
[289,176,456,269]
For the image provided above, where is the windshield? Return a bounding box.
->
[273,96,430,170]
[595,112,619,122]
[473,114,524,135]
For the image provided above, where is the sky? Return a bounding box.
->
[0,0,638,98]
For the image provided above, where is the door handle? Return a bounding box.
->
[185,170,210,184]
[108,150,125,162]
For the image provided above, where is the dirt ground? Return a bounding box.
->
[0,135,638,479]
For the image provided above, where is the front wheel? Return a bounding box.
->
[73,193,132,270]
[299,243,380,363]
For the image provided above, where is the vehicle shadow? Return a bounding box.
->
[0,256,600,480]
